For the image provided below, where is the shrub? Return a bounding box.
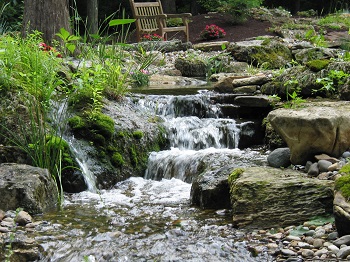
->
[200,24,226,40]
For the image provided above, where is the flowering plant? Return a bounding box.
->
[130,69,150,87]
[200,24,226,40]
[39,42,62,58]
[140,33,163,41]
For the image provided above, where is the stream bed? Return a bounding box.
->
[34,90,274,261]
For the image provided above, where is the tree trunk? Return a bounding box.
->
[161,0,176,13]
[87,0,98,35]
[22,0,71,44]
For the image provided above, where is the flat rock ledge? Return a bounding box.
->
[229,166,334,229]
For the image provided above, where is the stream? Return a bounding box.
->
[34,90,274,261]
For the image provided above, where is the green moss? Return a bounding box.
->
[90,113,115,139]
[340,163,350,175]
[228,168,245,185]
[111,152,124,167]
[132,130,143,139]
[306,59,330,72]
[130,145,138,166]
[68,115,86,130]
[335,174,350,199]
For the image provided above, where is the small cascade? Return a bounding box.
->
[49,98,97,192]
[66,136,98,193]
[131,91,260,181]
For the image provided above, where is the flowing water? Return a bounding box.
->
[34,91,273,261]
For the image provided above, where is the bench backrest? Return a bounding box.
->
[130,0,164,31]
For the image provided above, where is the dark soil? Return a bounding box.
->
[188,13,276,44]
[128,13,276,44]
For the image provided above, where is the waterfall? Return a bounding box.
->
[50,98,97,192]
[131,92,259,182]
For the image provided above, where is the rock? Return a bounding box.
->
[318,160,332,172]
[229,166,334,228]
[281,248,297,256]
[234,95,271,107]
[308,163,319,177]
[190,165,233,209]
[337,246,350,259]
[333,192,350,236]
[227,39,292,69]
[0,209,5,220]
[267,147,291,168]
[313,238,325,248]
[0,163,57,214]
[301,249,314,257]
[293,47,337,64]
[328,162,340,171]
[212,74,251,92]
[327,244,340,254]
[15,210,33,226]
[193,41,230,51]
[174,56,208,77]
[267,102,350,164]
[232,74,269,87]
[342,151,350,158]
[314,153,339,163]
[232,85,257,94]
[333,235,350,247]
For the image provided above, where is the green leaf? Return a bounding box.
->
[66,43,76,54]
[56,28,70,40]
[109,19,135,26]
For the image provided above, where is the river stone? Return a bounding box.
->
[308,163,319,177]
[234,95,271,107]
[267,147,291,168]
[333,192,350,237]
[0,163,57,214]
[267,102,350,164]
[337,246,350,259]
[15,210,33,226]
[229,166,334,229]
[318,160,332,172]
[333,234,350,247]
[232,85,256,94]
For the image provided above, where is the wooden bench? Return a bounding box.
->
[129,0,192,42]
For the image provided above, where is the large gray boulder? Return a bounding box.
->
[267,102,350,164]
[0,163,57,214]
[229,166,334,229]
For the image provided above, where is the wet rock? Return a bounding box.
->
[232,85,257,94]
[229,166,334,228]
[267,147,291,168]
[190,165,233,209]
[234,95,271,107]
[0,163,57,214]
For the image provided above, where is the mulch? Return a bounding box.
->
[127,13,277,44]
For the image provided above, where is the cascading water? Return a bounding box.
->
[34,91,272,262]
[133,91,262,182]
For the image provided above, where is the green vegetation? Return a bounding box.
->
[228,168,245,184]
[335,173,350,200]
[197,0,263,23]
[306,59,330,72]
[315,70,350,96]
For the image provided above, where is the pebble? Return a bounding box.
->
[337,246,350,259]
[327,244,340,254]
[281,248,297,256]
[301,249,314,257]
[313,238,324,248]
[333,235,350,246]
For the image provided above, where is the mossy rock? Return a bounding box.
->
[111,152,124,167]
[90,113,115,139]
[228,168,245,185]
[335,173,350,200]
[68,115,86,131]
[132,130,143,139]
[306,59,331,72]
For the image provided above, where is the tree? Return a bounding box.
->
[87,0,98,35]
[161,0,176,13]
[22,0,71,43]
